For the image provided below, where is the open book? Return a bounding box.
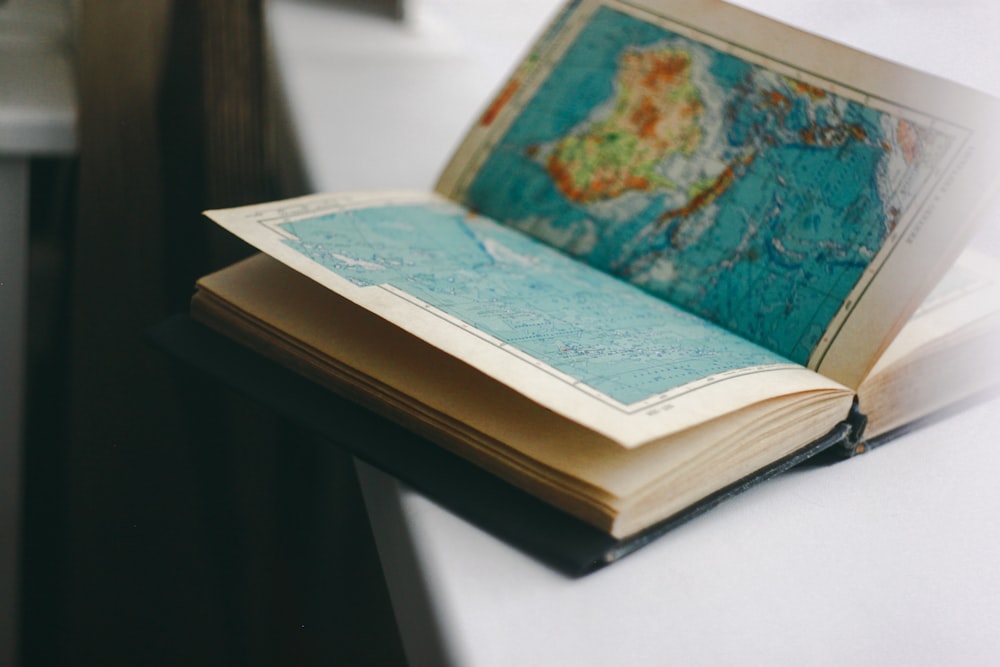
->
[192,0,1000,542]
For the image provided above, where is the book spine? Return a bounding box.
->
[803,399,869,464]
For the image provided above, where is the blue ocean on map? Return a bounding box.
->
[458,6,948,364]
[282,203,788,406]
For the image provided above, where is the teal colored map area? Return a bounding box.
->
[281,202,788,406]
[460,6,953,364]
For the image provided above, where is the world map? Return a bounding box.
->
[458,5,953,364]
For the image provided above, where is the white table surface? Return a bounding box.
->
[357,396,1000,666]
[268,1,1000,664]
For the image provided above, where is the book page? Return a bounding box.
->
[866,251,1000,376]
[857,250,1000,438]
[203,191,848,448]
[437,0,1000,389]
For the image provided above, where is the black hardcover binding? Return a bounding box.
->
[803,400,868,464]
[150,314,856,576]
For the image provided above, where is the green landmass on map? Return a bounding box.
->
[542,47,703,203]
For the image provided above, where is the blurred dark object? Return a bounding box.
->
[329,0,407,21]
[20,1,405,665]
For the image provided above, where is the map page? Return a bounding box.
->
[439,0,970,370]
[278,198,789,407]
[204,192,847,446]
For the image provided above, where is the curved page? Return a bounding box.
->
[204,192,847,448]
